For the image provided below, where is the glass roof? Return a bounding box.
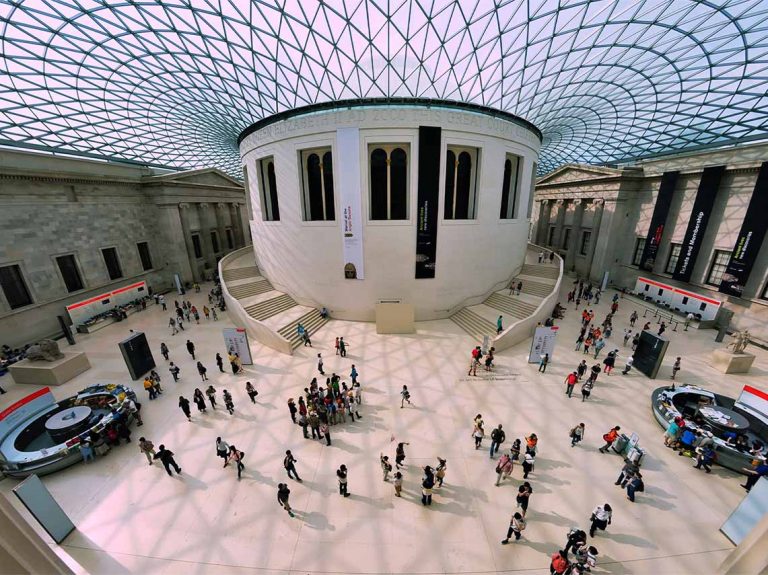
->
[1,0,768,176]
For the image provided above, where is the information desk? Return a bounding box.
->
[698,406,750,432]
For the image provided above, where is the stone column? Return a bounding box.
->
[565,199,585,271]
[239,202,252,245]
[229,203,244,248]
[178,203,200,282]
[551,199,568,250]
[197,203,216,270]
[585,199,605,280]
[535,200,553,246]
[215,203,228,251]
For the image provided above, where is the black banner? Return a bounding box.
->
[719,161,768,297]
[673,165,725,282]
[640,171,679,271]
[415,126,441,279]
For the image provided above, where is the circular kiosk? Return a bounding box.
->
[0,383,138,477]
[652,384,768,474]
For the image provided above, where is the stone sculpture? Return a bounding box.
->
[25,339,64,362]
[726,330,750,354]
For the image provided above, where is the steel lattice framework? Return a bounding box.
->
[1,0,768,176]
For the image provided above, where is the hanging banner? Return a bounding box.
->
[528,326,559,363]
[640,171,679,271]
[673,165,725,282]
[416,126,441,278]
[720,162,768,297]
[337,127,364,279]
[222,328,253,365]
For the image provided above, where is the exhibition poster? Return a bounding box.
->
[528,326,558,363]
[337,127,364,279]
[222,328,253,365]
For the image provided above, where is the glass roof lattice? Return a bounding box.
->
[1,0,768,177]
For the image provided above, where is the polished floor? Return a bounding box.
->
[1,280,762,574]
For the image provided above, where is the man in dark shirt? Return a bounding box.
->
[153,444,182,476]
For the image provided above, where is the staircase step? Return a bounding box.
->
[450,308,497,340]
[484,293,538,318]
[222,266,260,281]
[520,264,559,279]
[244,293,296,321]
[279,309,330,349]
[228,278,273,300]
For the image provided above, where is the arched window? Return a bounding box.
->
[500,154,521,219]
[369,144,409,220]
[257,157,279,221]
[444,146,479,219]
[300,147,335,221]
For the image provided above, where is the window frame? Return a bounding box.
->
[257,156,280,221]
[368,143,410,221]
[665,243,682,274]
[225,227,234,250]
[632,237,646,267]
[444,145,480,221]
[101,246,124,281]
[191,233,203,259]
[299,146,336,222]
[136,241,153,272]
[705,249,732,287]
[0,262,34,310]
[499,153,522,220]
[561,227,572,250]
[547,225,556,246]
[54,253,85,293]
[210,230,220,254]
[579,230,591,256]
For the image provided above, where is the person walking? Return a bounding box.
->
[246,381,258,403]
[564,528,587,556]
[169,317,178,335]
[160,342,169,361]
[186,339,195,360]
[581,379,593,402]
[615,458,639,487]
[287,398,298,424]
[631,332,640,350]
[216,353,224,373]
[629,310,638,327]
[658,322,667,337]
[202,305,210,320]
[212,307,218,321]
[435,457,447,487]
[516,280,523,295]
[599,426,621,453]
[393,471,403,497]
[421,466,435,506]
[593,338,606,359]
[193,389,207,413]
[626,473,644,502]
[623,329,632,347]
[282,450,302,481]
[621,355,634,375]
[336,464,350,497]
[671,357,681,380]
[549,550,570,575]
[400,385,412,408]
[570,423,585,447]
[138,437,156,465]
[468,346,482,376]
[321,422,331,445]
[395,442,409,469]
[277,483,294,517]
[196,361,208,381]
[589,503,612,537]
[473,421,485,449]
[684,312,694,331]
[205,385,217,410]
[178,396,191,421]
[490,424,506,457]
[169,362,181,382]
[516,482,533,516]
[339,337,347,357]
[350,364,358,384]
[334,336,340,355]
[495,452,514,486]
[501,512,526,544]
[603,350,616,375]
[380,454,392,481]
[317,353,325,375]
[497,315,504,335]
[564,371,578,398]
[216,437,230,467]
[522,452,535,479]
[694,444,716,473]
[223,389,235,415]
[574,332,584,351]
[539,353,549,373]
[227,445,245,480]
[154,444,182,476]
[588,363,601,384]
[576,359,587,380]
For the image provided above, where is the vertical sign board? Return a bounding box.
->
[640,171,679,271]
[13,474,75,543]
[528,326,559,363]
[720,161,768,297]
[415,126,442,278]
[337,127,364,279]
[634,330,669,379]
[721,477,768,545]
[673,166,725,282]
[223,328,253,365]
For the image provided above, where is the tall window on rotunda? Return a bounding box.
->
[500,154,521,219]
[369,144,409,220]
[300,148,335,221]
[257,157,280,221]
[444,146,479,220]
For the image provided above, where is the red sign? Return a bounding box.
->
[0,387,51,421]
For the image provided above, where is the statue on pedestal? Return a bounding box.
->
[726,330,750,354]
[25,339,64,362]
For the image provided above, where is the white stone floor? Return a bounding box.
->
[1,280,764,575]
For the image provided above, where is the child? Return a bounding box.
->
[393,471,403,497]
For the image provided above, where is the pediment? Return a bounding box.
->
[144,168,243,188]
[538,164,624,185]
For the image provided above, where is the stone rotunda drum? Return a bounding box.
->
[45,406,93,444]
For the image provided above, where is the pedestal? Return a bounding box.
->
[9,352,91,386]
[710,350,755,374]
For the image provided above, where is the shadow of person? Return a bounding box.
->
[300,511,335,531]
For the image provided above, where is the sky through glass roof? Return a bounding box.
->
[1,0,768,176]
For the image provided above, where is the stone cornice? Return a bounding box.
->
[0,172,140,186]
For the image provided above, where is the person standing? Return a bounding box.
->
[350,364,358,384]
[393,471,403,497]
[631,332,640,350]
[216,437,230,467]
[539,353,549,373]
[339,337,347,357]
[421,466,435,506]
[216,353,224,373]
[538,251,544,263]
[501,512,526,544]
[154,444,182,476]
[159,294,166,311]
[517,280,523,295]
[381,454,392,481]
[589,503,612,537]
[621,355,634,375]
[564,371,578,398]
[317,353,325,375]
[227,445,245,480]
[435,458,447,487]
[138,437,156,465]
[178,396,191,421]
[570,423,585,447]
[629,310,638,327]
[490,424,506,458]
[516,482,533,516]
[684,312,694,331]
[658,322,667,336]
[321,422,331,446]
[395,442,409,469]
[308,411,322,440]
[205,385,217,410]
[287,398,298,424]
[196,361,208,381]
[277,483,294,517]
[599,426,621,453]
[186,339,195,360]
[495,452,514,486]
[497,315,504,335]
[400,385,411,408]
[169,362,181,382]
[671,357,681,380]
[336,464,350,497]
[283,450,302,481]
[160,342,169,361]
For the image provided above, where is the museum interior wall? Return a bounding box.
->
[0,150,247,347]
[532,142,768,343]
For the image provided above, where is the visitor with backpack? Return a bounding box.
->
[501,512,526,544]
[495,452,514,486]
[421,466,435,506]
[490,424,506,457]
[550,550,570,574]
[599,426,621,453]
[570,423,585,447]
[564,528,587,555]
[626,472,644,502]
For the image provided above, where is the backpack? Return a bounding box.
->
[551,554,568,573]
[517,517,527,531]
[636,479,645,492]
[602,433,612,442]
